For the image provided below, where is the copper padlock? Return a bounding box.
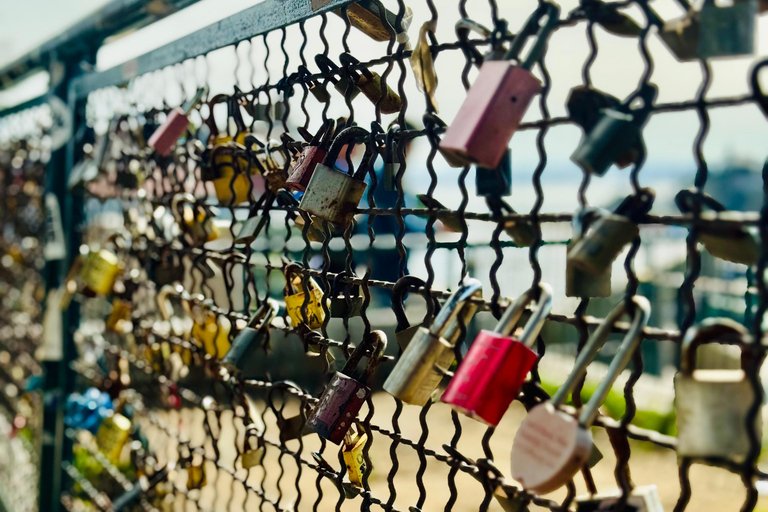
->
[286,119,335,192]
[440,3,560,169]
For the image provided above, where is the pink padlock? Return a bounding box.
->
[148,87,208,156]
[439,3,559,169]
[442,282,553,426]
[286,119,335,192]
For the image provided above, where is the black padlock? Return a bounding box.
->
[330,272,365,318]
[476,149,512,198]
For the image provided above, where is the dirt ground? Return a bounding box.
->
[138,391,768,512]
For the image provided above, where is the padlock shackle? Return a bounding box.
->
[341,330,388,385]
[751,59,768,118]
[455,19,492,65]
[551,296,649,411]
[675,188,727,215]
[429,277,483,342]
[283,263,319,296]
[577,296,651,428]
[391,275,439,333]
[331,271,361,299]
[322,126,371,171]
[493,283,553,348]
[680,318,750,374]
[247,298,279,330]
[385,124,400,163]
[504,2,560,70]
[621,82,657,126]
[156,284,184,320]
[339,53,375,81]
[181,86,209,115]
[571,207,604,240]
[612,187,655,222]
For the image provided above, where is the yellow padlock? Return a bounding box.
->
[342,422,369,487]
[209,134,258,205]
[171,193,219,243]
[80,248,122,296]
[186,454,207,490]
[95,413,132,463]
[190,306,231,359]
[106,298,132,332]
[283,264,327,330]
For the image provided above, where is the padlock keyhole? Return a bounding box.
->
[511,96,518,103]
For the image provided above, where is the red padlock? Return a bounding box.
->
[148,87,208,156]
[441,282,553,426]
[439,3,559,169]
[286,119,335,192]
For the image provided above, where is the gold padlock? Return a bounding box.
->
[186,454,207,490]
[342,422,369,487]
[190,305,232,359]
[208,134,259,206]
[106,298,132,332]
[95,413,132,463]
[241,425,266,469]
[171,193,219,244]
[283,263,327,330]
[81,247,123,297]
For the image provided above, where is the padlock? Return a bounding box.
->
[442,283,552,426]
[675,188,759,265]
[299,65,331,103]
[307,331,386,443]
[81,234,125,297]
[241,424,266,469]
[568,189,654,276]
[411,20,439,110]
[339,53,402,114]
[283,263,328,330]
[417,194,465,233]
[148,87,207,156]
[391,275,439,350]
[186,454,206,490]
[156,284,193,342]
[574,485,664,512]
[571,83,657,176]
[106,298,132,333]
[476,149,512,198]
[221,299,279,374]
[315,55,361,100]
[342,422,370,487]
[68,130,109,191]
[152,248,185,286]
[171,193,219,244]
[330,272,365,318]
[190,304,231,359]
[337,0,413,43]
[299,126,371,228]
[286,119,335,192]
[439,3,560,169]
[566,208,611,298]
[95,412,132,463]
[383,277,483,406]
[510,296,650,494]
[502,206,538,247]
[206,143,253,206]
[675,318,760,460]
[662,0,756,62]
[383,125,402,191]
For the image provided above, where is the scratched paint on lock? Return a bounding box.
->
[307,373,370,444]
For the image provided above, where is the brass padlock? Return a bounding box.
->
[95,413,132,463]
[336,1,412,42]
[283,263,328,330]
[106,298,133,333]
[342,422,369,487]
[189,300,232,359]
[339,53,402,114]
[81,235,124,297]
[241,424,266,469]
[675,188,759,266]
[383,277,483,406]
[675,318,760,461]
[566,208,611,298]
[206,140,254,206]
[171,193,219,244]
[186,454,207,490]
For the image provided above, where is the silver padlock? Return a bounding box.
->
[383,277,483,406]
[566,208,611,298]
[299,126,371,228]
[391,275,439,350]
[574,485,664,512]
[675,188,759,266]
[568,189,654,276]
[675,318,760,461]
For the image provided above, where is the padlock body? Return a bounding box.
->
[675,370,760,459]
[503,220,537,247]
[395,325,421,351]
[383,327,454,406]
[81,249,121,296]
[241,446,265,469]
[191,315,231,359]
[660,18,700,61]
[343,432,369,486]
[571,110,637,176]
[699,230,759,266]
[442,331,538,426]
[568,214,638,276]
[475,150,512,197]
[698,0,756,59]
[285,288,327,330]
[148,108,189,156]
[440,61,541,169]
[307,372,370,444]
[221,327,262,373]
[211,168,252,206]
[286,146,327,192]
[330,296,365,318]
[334,78,362,100]
[356,72,402,114]
[299,163,367,228]
[566,242,611,298]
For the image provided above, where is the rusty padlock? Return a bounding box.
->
[286,119,335,192]
[307,331,386,444]
[571,83,657,176]
[391,275,439,351]
[383,277,483,406]
[299,126,372,228]
[510,296,650,494]
[148,87,207,156]
[675,318,760,460]
[439,3,560,169]
[675,188,759,266]
[339,53,402,114]
[568,188,654,276]
[442,283,552,426]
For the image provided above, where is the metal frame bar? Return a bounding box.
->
[69,0,356,99]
